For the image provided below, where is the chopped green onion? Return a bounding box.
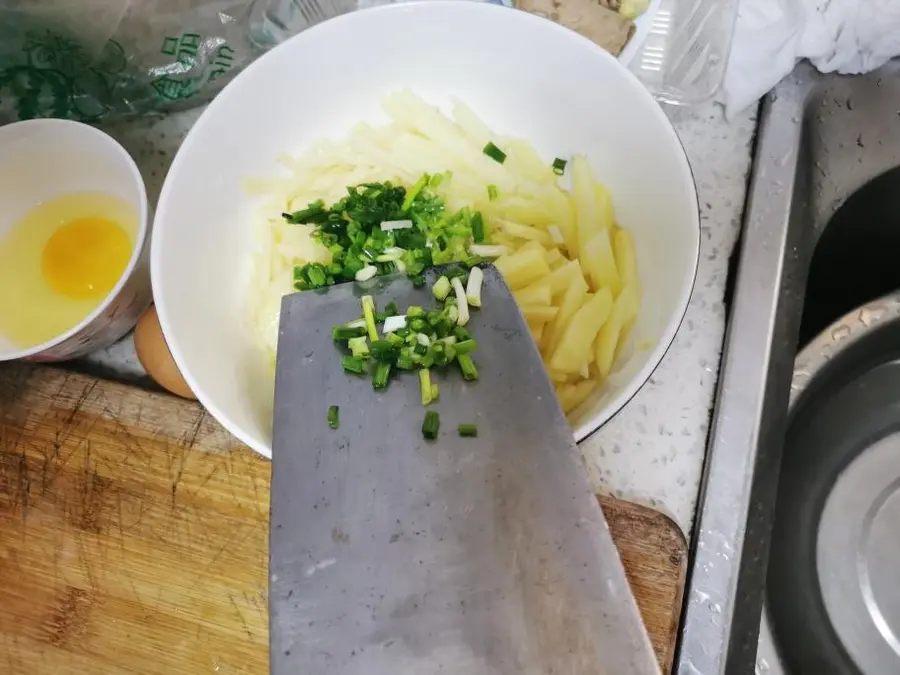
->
[458,354,479,381]
[327,405,340,429]
[372,362,392,390]
[361,295,379,341]
[458,423,478,437]
[370,340,397,362]
[469,244,508,258]
[332,325,366,341]
[432,275,451,301]
[552,157,567,175]
[454,326,471,341]
[396,354,414,370]
[283,200,328,224]
[482,142,507,164]
[454,339,478,355]
[401,174,429,212]
[450,276,469,326]
[431,383,439,401]
[444,266,469,281]
[385,301,399,316]
[348,336,370,358]
[419,368,433,406]
[466,266,484,308]
[487,184,498,201]
[383,315,407,332]
[472,212,485,243]
[356,265,378,282]
[411,275,426,288]
[307,265,327,287]
[341,355,366,374]
[380,219,413,231]
[377,246,405,262]
[422,410,440,440]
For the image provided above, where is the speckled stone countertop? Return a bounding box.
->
[82,101,758,538]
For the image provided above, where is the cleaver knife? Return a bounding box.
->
[269,265,660,675]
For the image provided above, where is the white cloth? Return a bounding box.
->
[722,0,900,118]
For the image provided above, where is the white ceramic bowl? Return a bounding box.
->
[0,119,151,362]
[152,1,700,458]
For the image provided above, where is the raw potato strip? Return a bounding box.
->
[583,228,621,295]
[543,259,582,298]
[247,90,642,424]
[382,90,516,192]
[482,196,556,226]
[556,379,598,414]
[514,282,552,306]
[495,219,555,247]
[542,273,589,358]
[613,228,640,293]
[452,97,493,146]
[595,285,640,377]
[612,228,641,358]
[522,305,558,323]
[549,288,614,374]
[494,247,551,290]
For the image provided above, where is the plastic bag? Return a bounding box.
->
[0,0,510,125]
[0,0,260,124]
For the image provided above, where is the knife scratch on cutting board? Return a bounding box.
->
[42,586,94,647]
[228,592,257,642]
[1,363,273,674]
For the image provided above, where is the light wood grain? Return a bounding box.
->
[0,362,685,674]
[599,494,687,671]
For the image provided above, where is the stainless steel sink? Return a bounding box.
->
[677,61,900,674]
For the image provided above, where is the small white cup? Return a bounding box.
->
[0,119,150,362]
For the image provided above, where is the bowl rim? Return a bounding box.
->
[151,0,701,458]
[0,118,149,362]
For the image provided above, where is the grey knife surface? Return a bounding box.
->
[270,265,659,675]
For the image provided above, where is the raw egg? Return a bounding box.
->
[0,191,137,349]
[134,305,197,400]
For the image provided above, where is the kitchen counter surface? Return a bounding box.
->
[83,100,758,538]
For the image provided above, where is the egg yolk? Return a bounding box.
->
[41,217,131,300]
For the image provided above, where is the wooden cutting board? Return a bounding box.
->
[0,362,686,674]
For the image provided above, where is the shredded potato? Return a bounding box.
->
[247,90,642,419]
